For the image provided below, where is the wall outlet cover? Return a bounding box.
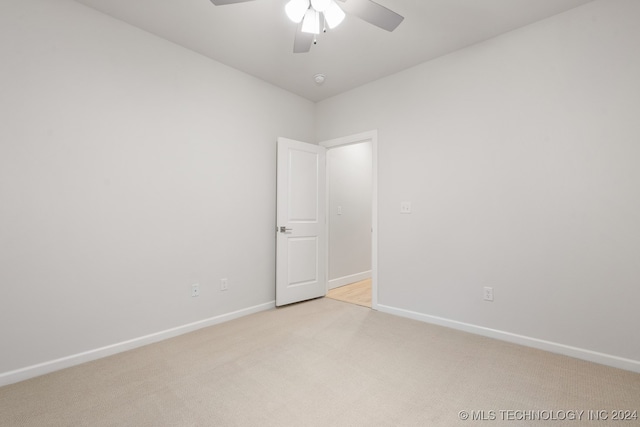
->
[483,286,494,302]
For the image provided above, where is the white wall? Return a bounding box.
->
[317,0,640,370]
[0,0,315,381]
[327,142,372,287]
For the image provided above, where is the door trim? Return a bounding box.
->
[319,130,378,309]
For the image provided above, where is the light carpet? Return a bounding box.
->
[1,297,639,426]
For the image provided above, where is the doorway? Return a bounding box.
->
[320,131,378,309]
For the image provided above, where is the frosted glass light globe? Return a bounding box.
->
[310,0,331,12]
[285,0,310,23]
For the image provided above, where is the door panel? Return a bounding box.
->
[276,138,326,306]
[288,236,318,286]
[288,149,319,221]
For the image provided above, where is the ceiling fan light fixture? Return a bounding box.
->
[285,0,310,23]
[323,1,345,29]
[310,0,331,13]
[301,8,320,34]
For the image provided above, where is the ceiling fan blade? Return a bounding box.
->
[293,23,314,53]
[209,0,256,5]
[339,0,404,32]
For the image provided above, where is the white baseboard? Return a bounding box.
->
[377,304,640,374]
[328,270,372,290]
[0,301,275,387]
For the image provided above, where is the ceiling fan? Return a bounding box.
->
[209,0,404,53]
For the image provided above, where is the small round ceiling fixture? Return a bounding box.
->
[314,73,326,85]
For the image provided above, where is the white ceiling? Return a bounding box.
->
[73,0,593,102]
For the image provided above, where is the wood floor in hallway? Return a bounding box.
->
[326,279,371,308]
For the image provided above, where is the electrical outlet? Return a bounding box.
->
[191,284,200,297]
[220,278,228,291]
[400,201,412,214]
[483,286,494,302]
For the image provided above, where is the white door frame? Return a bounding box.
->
[320,130,378,310]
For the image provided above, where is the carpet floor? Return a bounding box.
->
[1,297,639,426]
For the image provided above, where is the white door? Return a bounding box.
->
[276,137,326,306]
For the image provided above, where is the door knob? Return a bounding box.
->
[279,226,293,233]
